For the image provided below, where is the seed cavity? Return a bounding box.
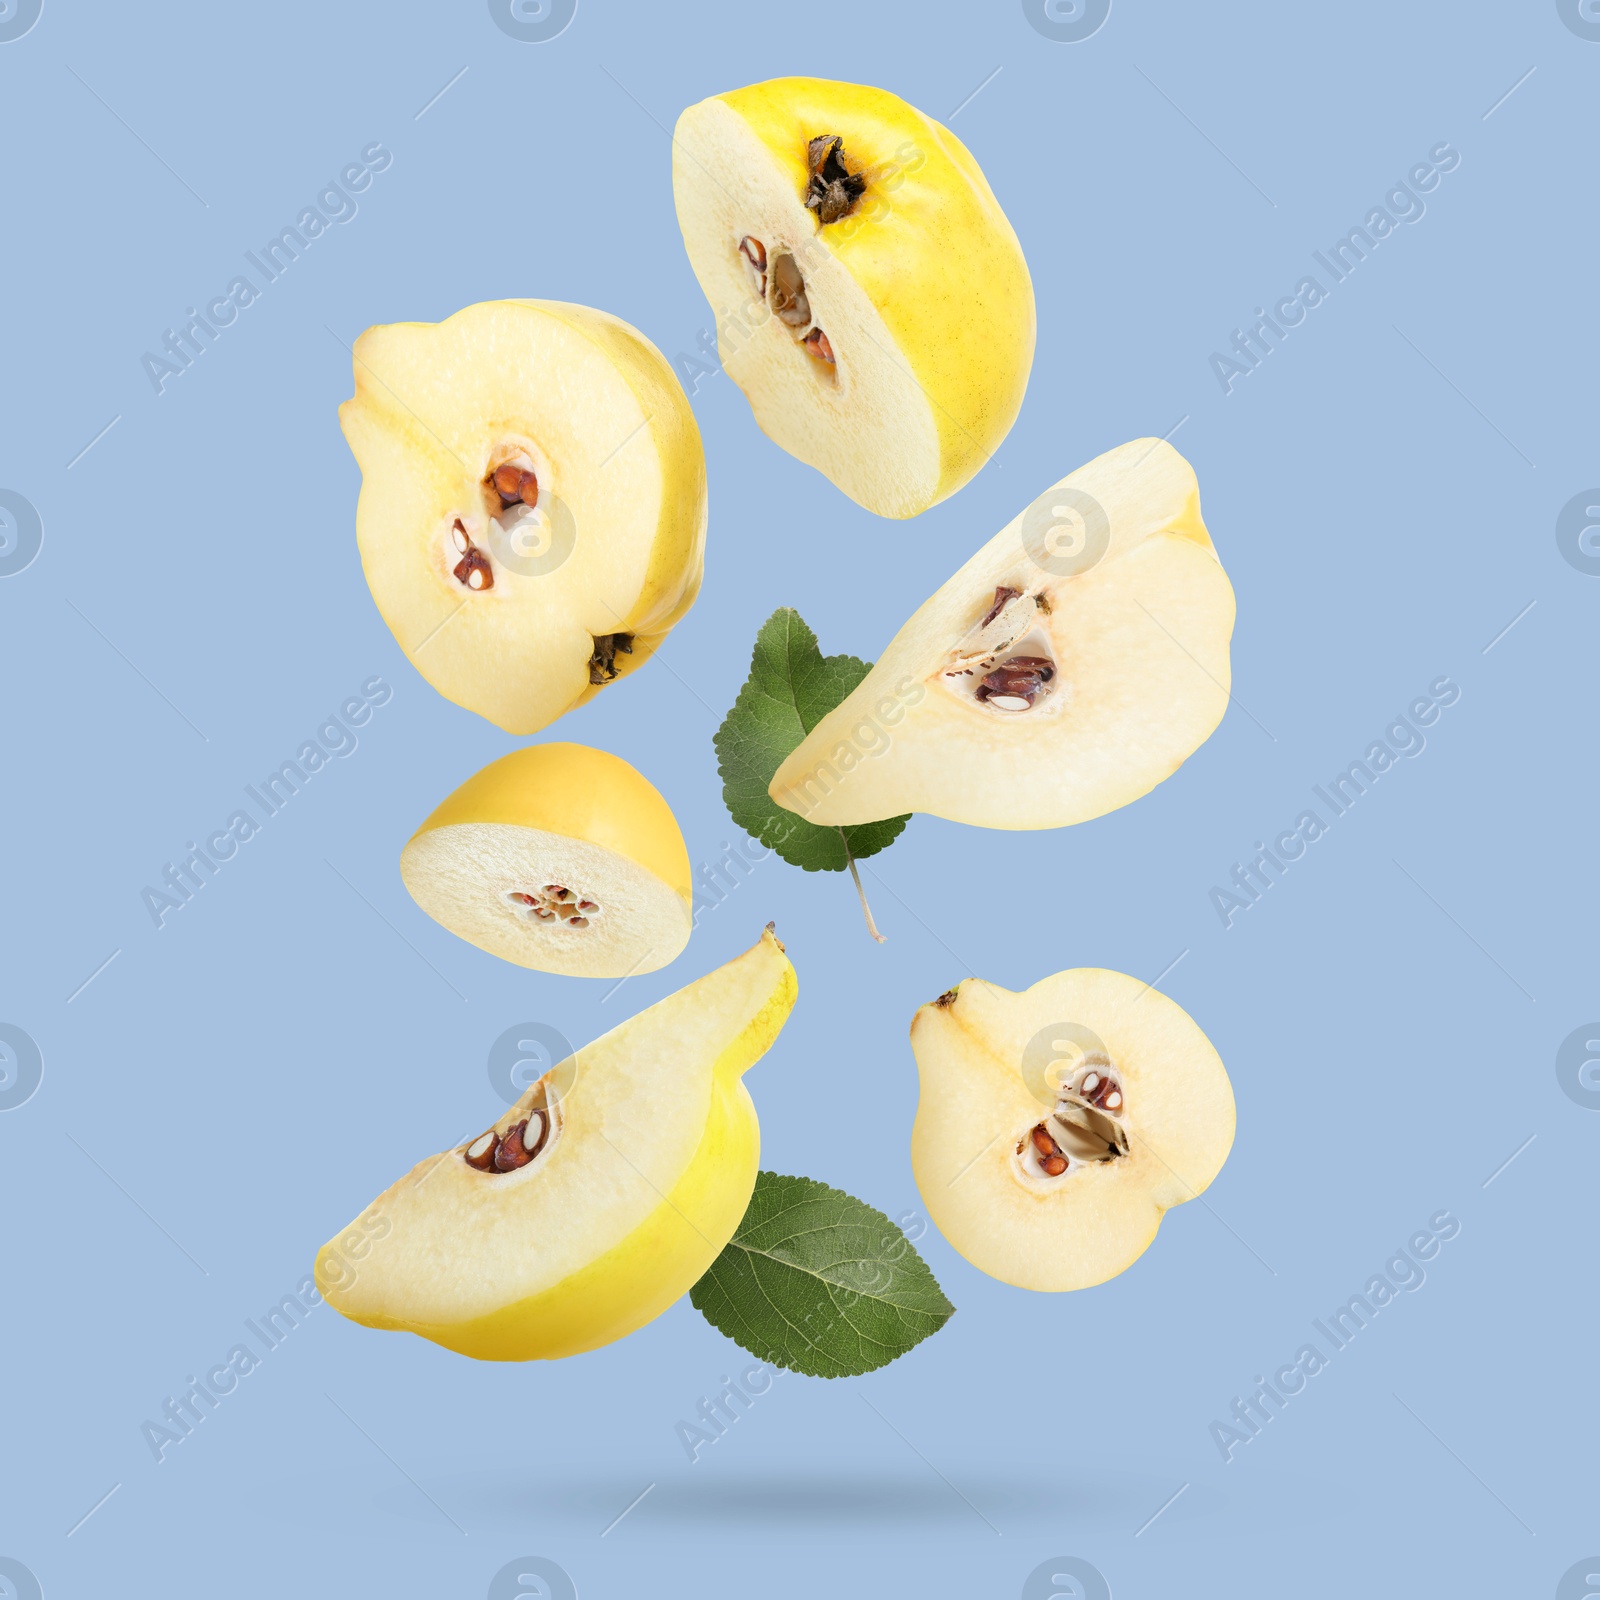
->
[588,632,634,686]
[940,587,1061,714]
[976,655,1055,711]
[804,135,867,225]
[463,1108,552,1175]
[769,251,811,329]
[506,885,603,930]
[1018,1059,1129,1183]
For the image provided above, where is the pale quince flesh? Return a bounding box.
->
[910,968,1235,1292]
[673,77,1035,518]
[315,927,796,1360]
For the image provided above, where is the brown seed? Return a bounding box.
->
[544,885,567,897]
[803,327,835,364]
[977,654,1054,708]
[453,546,493,591]
[463,1130,500,1171]
[577,900,598,912]
[517,469,539,508]
[566,915,589,929]
[493,1120,534,1171]
[510,892,536,905]
[451,518,470,555]
[740,243,767,297]
[1041,1155,1068,1177]
[1078,1070,1123,1111]
[1030,1124,1060,1158]
[980,585,1020,628]
[493,463,524,499]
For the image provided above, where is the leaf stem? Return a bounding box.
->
[840,832,886,943]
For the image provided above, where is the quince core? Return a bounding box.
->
[315,927,796,1360]
[911,968,1235,1292]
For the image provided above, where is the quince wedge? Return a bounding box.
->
[768,439,1235,829]
[673,77,1034,518]
[339,299,706,734]
[400,743,692,979]
[910,969,1235,1292]
[315,927,796,1361]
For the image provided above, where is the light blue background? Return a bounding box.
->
[3,2,1595,1596]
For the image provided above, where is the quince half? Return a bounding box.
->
[399,743,692,978]
[768,439,1235,829]
[910,969,1235,1291]
[339,299,706,734]
[673,77,1034,518]
[315,927,796,1360]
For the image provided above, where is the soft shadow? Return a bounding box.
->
[315,1467,1230,1538]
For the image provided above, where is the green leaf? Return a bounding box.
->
[713,607,909,873]
[690,1172,955,1378]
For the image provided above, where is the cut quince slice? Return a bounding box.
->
[399,743,692,978]
[768,439,1235,829]
[315,926,796,1361]
[910,969,1234,1292]
[673,77,1034,518]
[339,299,706,734]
